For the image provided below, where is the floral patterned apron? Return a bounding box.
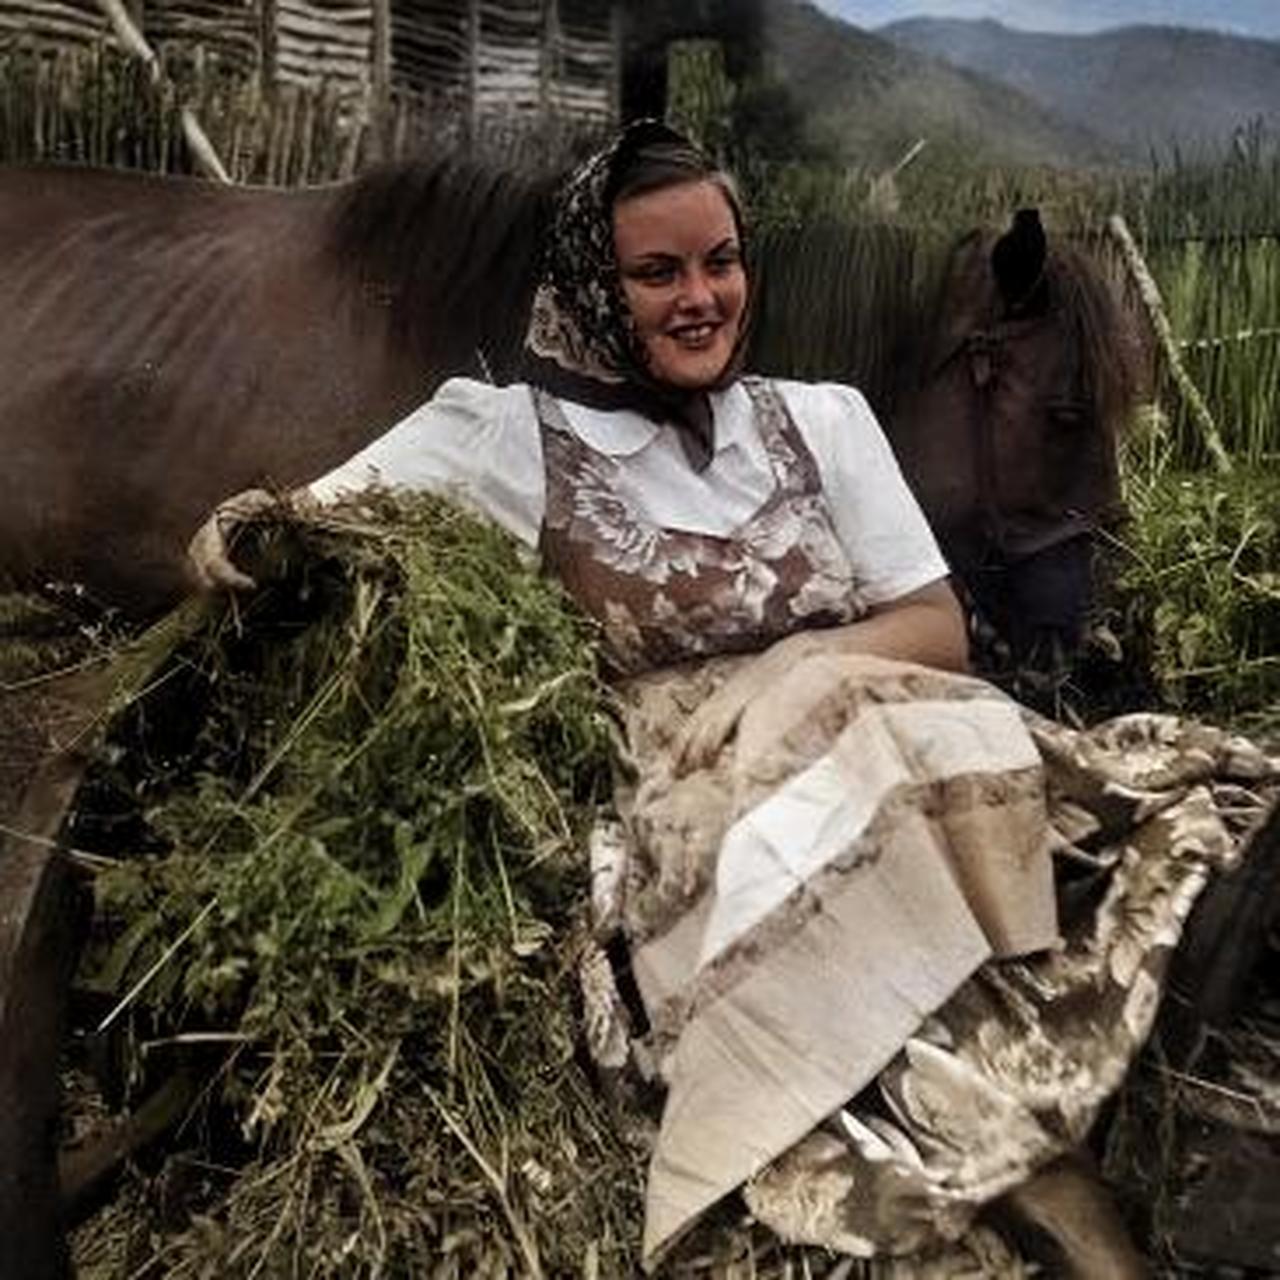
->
[534,378,867,675]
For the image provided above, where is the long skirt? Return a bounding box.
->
[580,651,1278,1268]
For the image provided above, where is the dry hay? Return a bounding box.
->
[64,494,645,1276]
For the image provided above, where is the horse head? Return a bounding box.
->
[888,211,1150,667]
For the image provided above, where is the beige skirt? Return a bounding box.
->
[584,651,1277,1267]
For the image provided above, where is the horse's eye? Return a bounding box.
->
[1046,398,1089,428]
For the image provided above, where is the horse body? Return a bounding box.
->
[0,162,1138,642]
[0,162,543,612]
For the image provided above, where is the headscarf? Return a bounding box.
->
[522,120,751,471]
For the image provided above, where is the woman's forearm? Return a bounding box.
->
[674,578,970,773]
[790,579,970,674]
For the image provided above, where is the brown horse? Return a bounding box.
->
[0,164,1141,645]
[0,158,550,615]
[0,158,552,1274]
[887,213,1147,672]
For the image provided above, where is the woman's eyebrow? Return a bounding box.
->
[624,239,740,263]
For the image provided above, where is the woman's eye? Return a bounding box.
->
[707,252,742,276]
[631,264,676,284]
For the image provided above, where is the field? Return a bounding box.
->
[2,38,1279,1279]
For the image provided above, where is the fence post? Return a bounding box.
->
[466,0,479,145]
[370,0,391,160]
[1107,212,1233,475]
[540,0,563,124]
[259,0,278,93]
[95,0,231,183]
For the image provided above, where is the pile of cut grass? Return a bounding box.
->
[68,493,647,1276]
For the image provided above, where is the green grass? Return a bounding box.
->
[1148,236,1280,468]
[1111,462,1280,722]
[71,495,643,1275]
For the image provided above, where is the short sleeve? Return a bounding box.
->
[777,381,950,605]
[305,379,545,548]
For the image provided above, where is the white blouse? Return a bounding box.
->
[307,377,948,607]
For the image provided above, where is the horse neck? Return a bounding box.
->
[326,159,550,384]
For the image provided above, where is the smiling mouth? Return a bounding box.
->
[667,322,720,348]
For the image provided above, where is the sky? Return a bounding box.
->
[815,0,1280,39]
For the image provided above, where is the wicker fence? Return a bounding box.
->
[0,0,618,179]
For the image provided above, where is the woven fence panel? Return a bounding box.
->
[276,0,371,92]
[1,0,617,159]
[474,0,539,117]
[390,0,467,98]
[0,0,108,47]
[145,0,261,78]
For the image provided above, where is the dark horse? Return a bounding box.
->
[888,210,1147,677]
[0,154,559,1279]
[0,165,1142,639]
[0,158,552,615]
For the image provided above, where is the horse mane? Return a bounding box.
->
[324,152,557,381]
[922,225,1149,439]
[1050,236,1152,437]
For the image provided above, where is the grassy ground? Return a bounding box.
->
[5,56,1279,1276]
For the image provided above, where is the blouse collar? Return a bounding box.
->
[559,382,753,460]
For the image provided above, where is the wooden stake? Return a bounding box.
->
[466,0,479,144]
[95,0,231,183]
[1107,213,1233,474]
[370,0,391,161]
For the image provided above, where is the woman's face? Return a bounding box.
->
[612,179,747,390]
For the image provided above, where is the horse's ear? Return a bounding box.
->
[991,208,1047,312]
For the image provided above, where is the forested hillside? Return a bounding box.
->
[884,17,1280,158]
[756,1,1118,169]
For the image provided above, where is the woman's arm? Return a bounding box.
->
[792,578,969,674]
[187,380,544,592]
[675,577,968,774]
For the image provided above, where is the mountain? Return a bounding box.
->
[759,2,1119,169]
[817,1,1280,42]
[881,18,1280,157]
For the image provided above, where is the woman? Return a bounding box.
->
[192,122,966,732]
[188,122,1242,1274]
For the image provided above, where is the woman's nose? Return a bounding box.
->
[677,266,716,311]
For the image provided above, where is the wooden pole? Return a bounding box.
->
[1107,213,1233,474]
[540,0,562,123]
[609,0,623,127]
[370,0,391,161]
[259,0,278,94]
[466,0,480,145]
[95,0,231,183]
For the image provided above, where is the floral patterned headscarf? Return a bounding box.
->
[522,120,750,470]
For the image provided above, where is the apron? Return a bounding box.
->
[535,377,867,676]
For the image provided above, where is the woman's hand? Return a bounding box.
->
[186,488,283,592]
[674,633,814,776]
[672,580,969,775]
